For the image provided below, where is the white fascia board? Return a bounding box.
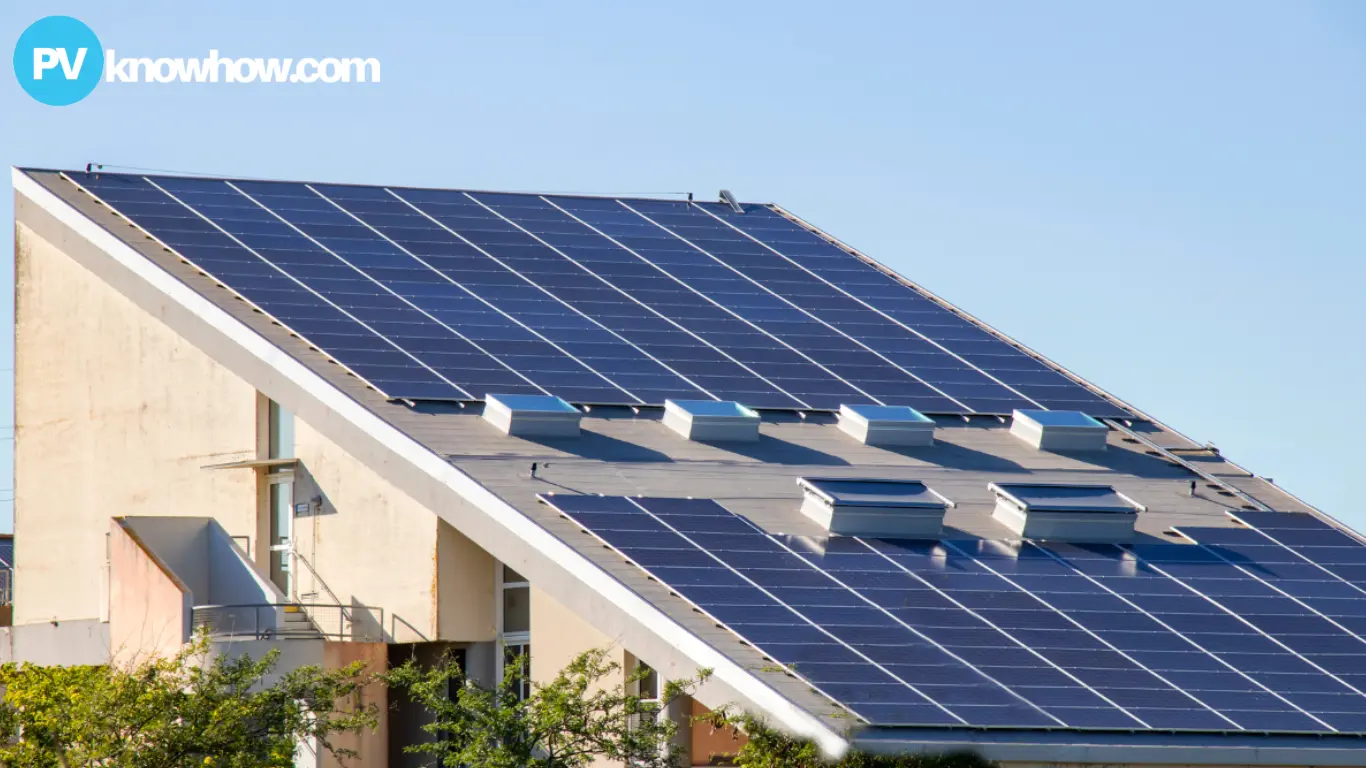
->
[12,168,850,758]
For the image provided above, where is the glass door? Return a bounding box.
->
[268,478,293,596]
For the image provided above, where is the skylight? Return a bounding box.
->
[663,399,760,442]
[989,482,1143,542]
[1010,408,1108,451]
[798,477,952,537]
[483,393,582,437]
[837,404,935,447]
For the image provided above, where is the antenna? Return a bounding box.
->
[718,189,744,214]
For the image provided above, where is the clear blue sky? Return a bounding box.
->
[2,1,1365,534]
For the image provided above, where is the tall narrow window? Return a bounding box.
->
[635,661,660,703]
[268,400,295,460]
[265,400,295,595]
[499,564,531,700]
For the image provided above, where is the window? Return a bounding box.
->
[263,399,295,594]
[502,566,530,634]
[267,400,295,461]
[499,564,531,699]
[635,660,660,703]
[503,642,532,701]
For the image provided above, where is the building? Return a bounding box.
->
[11,166,1366,766]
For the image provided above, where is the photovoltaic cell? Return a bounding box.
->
[63,170,1130,417]
[542,495,1366,734]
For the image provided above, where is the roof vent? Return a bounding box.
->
[1010,409,1107,451]
[719,189,744,214]
[837,404,935,447]
[798,478,952,537]
[483,394,581,437]
[989,482,1143,543]
[663,399,760,442]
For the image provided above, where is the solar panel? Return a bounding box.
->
[63,171,1130,418]
[543,494,1366,734]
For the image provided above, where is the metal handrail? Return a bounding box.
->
[288,550,371,639]
[191,602,384,642]
[289,550,346,608]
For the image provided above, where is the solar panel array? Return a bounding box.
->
[65,171,1128,417]
[544,494,1366,734]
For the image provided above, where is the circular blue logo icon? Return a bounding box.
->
[13,16,103,106]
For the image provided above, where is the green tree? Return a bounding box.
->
[384,648,708,768]
[0,635,377,768]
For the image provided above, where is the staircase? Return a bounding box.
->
[272,604,324,639]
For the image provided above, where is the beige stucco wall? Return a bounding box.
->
[14,224,259,627]
[437,519,496,641]
[530,584,624,687]
[530,585,627,768]
[16,220,498,653]
[291,420,495,643]
[108,520,191,664]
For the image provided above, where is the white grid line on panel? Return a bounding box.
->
[1121,545,1366,710]
[748,530,1065,728]
[1027,542,1336,731]
[612,201,886,408]
[308,185,642,404]
[142,177,474,399]
[616,498,975,725]
[1178,533,1366,665]
[692,204,1048,412]
[226,182,551,399]
[385,188,720,404]
[525,195,809,408]
[1225,515,1366,601]
[933,540,1242,729]
[540,498,878,726]
[624,205,974,412]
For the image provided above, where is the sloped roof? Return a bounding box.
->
[15,167,1366,764]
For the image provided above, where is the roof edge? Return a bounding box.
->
[854,727,1366,765]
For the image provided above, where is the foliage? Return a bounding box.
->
[384,647,709,768]
[697,709,996,768]
[0,634,376,768]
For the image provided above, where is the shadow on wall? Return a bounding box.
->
[110,517,286,661]
[292,464,338,518]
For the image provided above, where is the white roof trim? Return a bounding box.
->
[13,168,849,758]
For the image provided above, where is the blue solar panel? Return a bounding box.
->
[65,171,1131,417]
[542,495,1366,734]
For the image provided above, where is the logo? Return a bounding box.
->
[13,16,380,105]
[13,16,104,106]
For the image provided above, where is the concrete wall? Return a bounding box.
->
[206,521,281,606]
[109,519,191,664]
[321,641,389,768]
[291,420,495,644]
[8,618,110,665]
[530,586,628,768]
[689,698,745,766]
[530,584,624,688]
[14,224,258,627]
[120,517,210,600]
[436,520,496,642]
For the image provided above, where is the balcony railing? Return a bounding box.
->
[191,602,384,642]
